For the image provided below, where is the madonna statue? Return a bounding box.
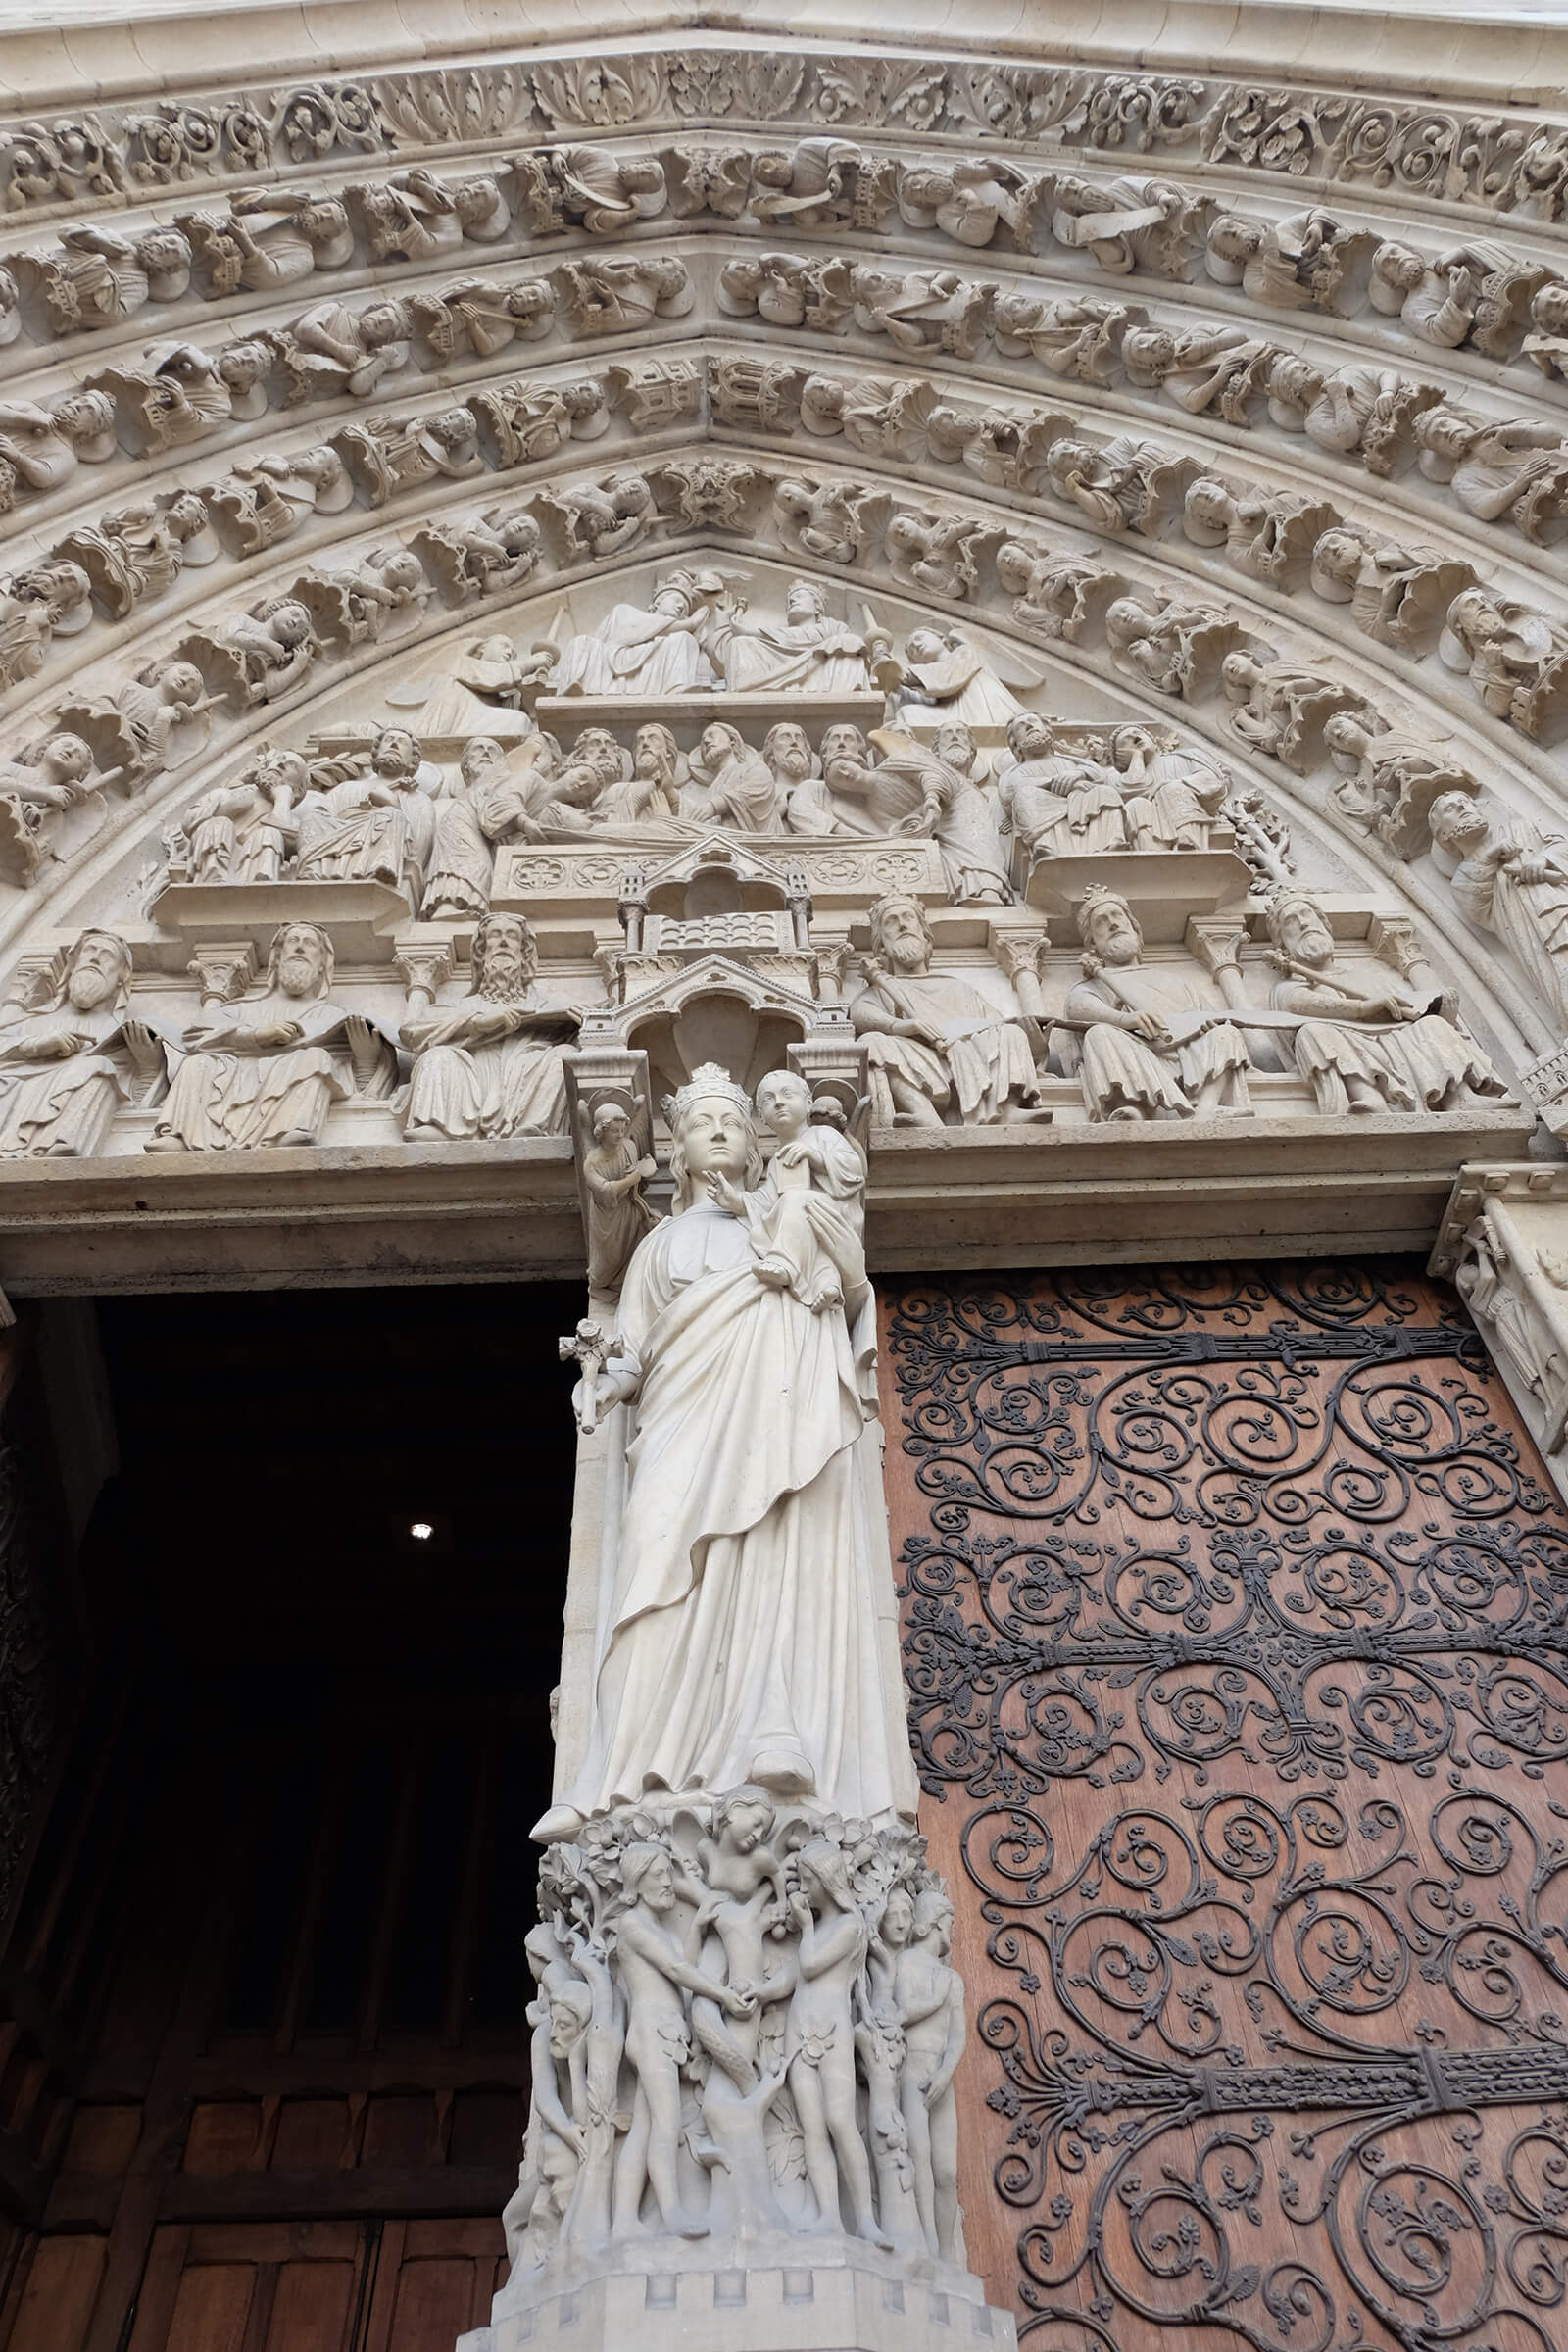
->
[535,1064,916,1837]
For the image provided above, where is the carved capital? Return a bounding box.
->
[186,939,258,1004]
[393,941,455,1011]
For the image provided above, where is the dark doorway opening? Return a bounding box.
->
[0,1280,578,2352]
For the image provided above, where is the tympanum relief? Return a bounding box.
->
[0,568,1530,1170]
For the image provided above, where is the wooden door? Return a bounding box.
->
[882,1261,1568,2352]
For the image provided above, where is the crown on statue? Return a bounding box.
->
[1260,885,1321,943]
[665,1062,754,1125]
[1074,881,1135,945]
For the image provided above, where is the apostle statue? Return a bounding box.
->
[1064,885,1251,1120]
[869,723,1011,904]
[851,895,1041,1126]
[1429,792,1568,1029]
[889,626,1029,743]
[403,913,573,1142]
[550,569,725,696]
[420,736,550,918]
[998,713,1129,857]
[1264,888,1507,1115]
[148,921,396,1152]
[294,727,436,906]
[682,724,779,830]
[535,1062,917,1837]
[172,746,305,885]
[711,579,881,694]
[0,930,170,1158]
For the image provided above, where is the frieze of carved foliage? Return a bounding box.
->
[886,1262,1568,2349]
[0,560,1539,1171]
[3,54,1568,228]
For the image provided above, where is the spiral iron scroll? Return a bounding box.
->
[887,1262,1568,2352]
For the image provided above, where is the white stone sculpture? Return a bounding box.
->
[998,712,1128,857]
[683,723,778,830]
[147,921,396,1152]
[739,1069,868,1318]
[1115,727,1233,852]
[868,724,1009,904]
[1264,889,1506,1115]
[538,1062,908,1830]
[711,578,879,693]
[550,569,723,695]
[996,540,1116,643]
[402,913,572,1142]
[991,289,1130,380]
[0,930,169,1157]
[763,722,838,835]
[295,728,435,904]
[0,734,120,887]
[1106,594,1237,699]
[1324,717,1478,858]
[1307,525,1471,653]
[1221,652,1359,769]
[420,738,543,918]
[168,744,305,884]
[1439,587,1568,743]
[1429,792,1568,1028]
[853,895,1041,1125]
[206,447,353,559]
[1065,885,1251,1120]
[580,1101,659,1296]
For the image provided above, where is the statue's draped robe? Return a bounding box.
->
[569,1204,906,1820]
[553,603,710,696]
[858,969,1039,1121]
[0,1003,132,1155]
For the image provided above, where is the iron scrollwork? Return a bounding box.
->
[888,1262,1568,2352]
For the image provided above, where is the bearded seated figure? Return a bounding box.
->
[851,893,1041,1127]
[148,922,396,1152]
[402,913,573,1143]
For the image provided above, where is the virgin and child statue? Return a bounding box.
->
[535,1065,919,1839]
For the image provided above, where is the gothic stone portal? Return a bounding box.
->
[882,1262,1568,2352]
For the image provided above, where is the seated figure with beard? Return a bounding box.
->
[0,929,172,1159]
[148,921,395,1152]
[766,721,841,835]
[402,913,574,1142]
[852,893,1041,1127]
[682,723,779,831]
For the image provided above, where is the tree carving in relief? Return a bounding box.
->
[883,1263,1568,2351]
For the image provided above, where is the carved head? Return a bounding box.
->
[994,542,1039,600]
[1533,280,1568,334]
[1264,890,1335,970]
[473,912,536,1002]
[64,928,131,1013]
[904,627,948,664]
[1428,791,1489,855]
[1207,215,1262,264]
[1076,886,1143,970]
[453,176,501,225]
[820,722,869,772]
[795,1836,855,1913]
[633,723,678,782]
[651,575,698,617]
[621,1842,676,1912]
[217,338,270,395]
[698,721,741,770]
[52,388,116,445]
[41,734,93,785]
[879,1886,915,1948]
[935,722,977,776]
[370,728,421,783]
[166,491,211,541]
[784,579,826,622]
[1220,651,1262,702]
[754,1067,812,1141]
[162,662,206,710]
[590,1102,631,1147]
[667,1064,760,1208]
[913,1886,955,1950]
[135,226,191,282]
[301,196,351,245]
[869,893,934,976]
[1005,711,1054,762]
[1321,712,1374,765]
[265,600,315,652]
[711,1788,775,1851]
[254,746,309,799]
[762,721,814,780]
[460,736,509,789]
[546,1980,590,2057]
[1372,241,1429,295]
[360,299,412,349]
[1184,476,1235,540]
[268,921,333,1001]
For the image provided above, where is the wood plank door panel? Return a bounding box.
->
[881,1261,1568,2352]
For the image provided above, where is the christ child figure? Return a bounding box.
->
[712,1069,868,1318]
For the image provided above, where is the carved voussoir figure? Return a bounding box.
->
[0,931,170,1157]
[148,921,395,1152]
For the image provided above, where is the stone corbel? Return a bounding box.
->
[563,1043,659,1302]
[1369,913,1441,1003]
[185,938,259,1004]
[786,1032,869,1124]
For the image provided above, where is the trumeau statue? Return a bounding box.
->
[539,1060,913,1834]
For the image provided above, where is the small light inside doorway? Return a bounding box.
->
[409,1519,435,1543]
